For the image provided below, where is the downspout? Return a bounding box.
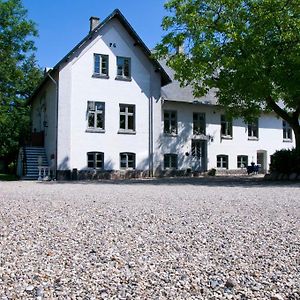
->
[47,73,58,179]
[148,96,154,177]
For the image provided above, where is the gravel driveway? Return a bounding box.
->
[0,178,299,300]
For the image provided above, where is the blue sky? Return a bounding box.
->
[22,0,167,68]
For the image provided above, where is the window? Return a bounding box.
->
[221,115,232,137]
[164,154,178,169]
[217,154,228,169]
[119,104,135,132]
[120,152,135,169]
[248,120,259,139]
[164,110,177,134]
[191,140,205,158]
[87,101,105,131]
[87,152,104,169]
[93,54,109,77]
[193,113,206,135]
[282,120,292,140]
[116,57,131,80]
[237,155,248,168]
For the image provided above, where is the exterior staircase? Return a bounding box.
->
[22,147,49,180]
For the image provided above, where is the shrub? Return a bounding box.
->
[270,148,300,174]
[207,168,216,176]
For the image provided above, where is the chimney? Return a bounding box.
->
[89,16,100,32]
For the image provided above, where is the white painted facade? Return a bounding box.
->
[158,101,294,173]
[30,10,295,177]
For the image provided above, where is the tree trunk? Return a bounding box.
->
[293,125,300,153]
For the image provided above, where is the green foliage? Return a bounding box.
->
[0,173,18,181]
[270,149,300,174]
[0,0,42,165]
[207,168,216,176]
[156,0,300,150]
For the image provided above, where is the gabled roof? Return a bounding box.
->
[29,9,171,102]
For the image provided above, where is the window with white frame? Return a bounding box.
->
[164,110,177,134]
[164,154,178,169]
[193,112,206,135]
[282,120,292,140]
[120,152,135,169]
[87,101,105,130]
[217,154,228,169]
[237,155,248,168]
[87,152,104,169]
[248,119,259,139]
[116,56,131,79]
[119,104,135,132]
[221,115,232,137]
[93,54,109,77]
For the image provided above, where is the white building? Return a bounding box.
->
[24,9,295,180]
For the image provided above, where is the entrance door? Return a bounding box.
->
[257,150,267,173]
[191,139,207,171]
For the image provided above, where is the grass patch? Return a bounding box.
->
[0,173,18,181]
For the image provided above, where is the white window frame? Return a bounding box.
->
[164,110,178,135]
[93,54,109,77]
[282,120,292,141]
[120,152,135,169]
[119,104,135,133]
[221,115,232,138]
[87,101,105,131]
[248,120,259,139]
[193,112,206,135]
[217,154,228,169]
[116,56,131,80]
[237,155,248,168]
[87,152,104,169]
[164,154,178,169]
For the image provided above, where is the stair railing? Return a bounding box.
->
[38,166,50,181]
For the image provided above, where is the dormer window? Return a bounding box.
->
[93,54,109,78]
[116,56,131,80]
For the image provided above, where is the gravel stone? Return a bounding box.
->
[0,178,299,299]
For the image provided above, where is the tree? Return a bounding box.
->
[0,0,42,170]
[155,0,300,153]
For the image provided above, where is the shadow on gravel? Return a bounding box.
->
[41,176,300,188]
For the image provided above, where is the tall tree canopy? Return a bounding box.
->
[156,0,300,151]
[0,0,42,168]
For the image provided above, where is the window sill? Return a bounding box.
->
[283,139,293,143]
[221,135,232,140]
[248,137,259,141]
[92,74,109,79]
[118,130,136,135]
[86,129,105,133]
[115,76,132,82]
[193,133,207,139]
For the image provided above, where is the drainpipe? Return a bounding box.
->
[47,73,58,179]
[148,95,154,177]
